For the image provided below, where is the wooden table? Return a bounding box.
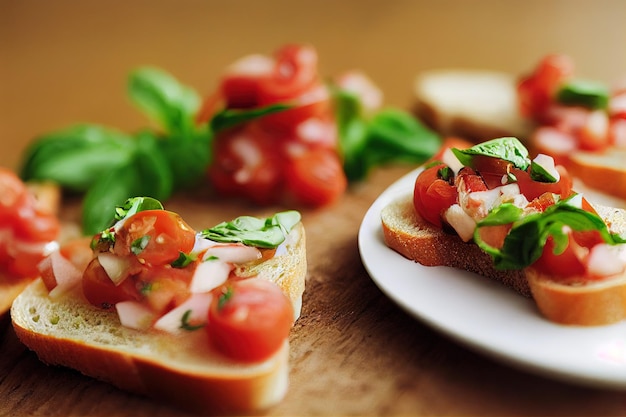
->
[2,165,626,416]
[3,1,626,415]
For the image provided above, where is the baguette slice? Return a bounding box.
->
[11,222,306,414]
[381,194,626,325]
[413,69,534,142]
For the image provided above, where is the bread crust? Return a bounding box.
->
[381,195,626,326]
[11,223,306,414]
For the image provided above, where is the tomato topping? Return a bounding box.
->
[413,164,458,228]
[82,257,141,308]
[209,125,285,205]
[532,229,605,279]
[257,44,319,104]
[517,54,574,121]
[201,44,342,207]
[284,147,346,206]
[511,166,573,201]
[207,279,294,362]
[0,168,60,278]
[114,210,196,266]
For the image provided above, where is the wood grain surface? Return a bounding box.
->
[2,1,626,415]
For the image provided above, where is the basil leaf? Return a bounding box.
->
[334,89,370,181]
[132,131,174,200]
[201,210,301,249]
[82,164,147,234]
[334,88,441,182]
[20,124,134,191]
[156,128,212,189]
[365,109,441,166]
[475,199,626,270]
[115,196,164,221]
[452,137,530,171]
[128,67,201,135]
[210,104,292,133]
[556,79,609,110]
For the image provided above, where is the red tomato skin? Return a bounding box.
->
[284,147,347,207]
[413,164,458,228]
[532,230,604,279]
[257,44,319,103]
[209,125,285,205]
[518,54,574,121]
[82,257,142,309]
[114,210,196,266]
[511,166,573,202]
[0,168,60,278]
[207,279,294,363]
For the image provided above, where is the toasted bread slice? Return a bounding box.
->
[381,195,626,326]
[11,222,306,414]
[413,69,534,143]
[568,148,626,202]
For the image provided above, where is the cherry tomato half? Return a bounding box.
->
[208,279,294,362]
[413,164,458,228]
[114,210,196,266]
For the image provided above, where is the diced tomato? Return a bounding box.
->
[413,164,458,228]
[284,147,347,206]
[82,257,141,309]
[532,229,605,279]
[257,44,319,103]
[476,224,511,249]
[512,166,573,201]
[0,168,60,279]
[114,210,196,266]
[517,54,574,121]
[209,125,285,205]
[207,279,294,362]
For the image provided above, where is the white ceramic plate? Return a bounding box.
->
[358,168,626,389]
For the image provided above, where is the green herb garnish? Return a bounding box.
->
[210,104,293,133]
[20,68,210,235]
[180,310,205,331]
[474,197,626,270]
[115,196,164,221]
[201,210,301,249]
[452,137,531,171]
[171,251,196,268]
[131,235,151,256]
[217,286,234,311]
[333,87,441,182]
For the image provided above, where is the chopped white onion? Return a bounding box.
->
[98,252,130,285]
[189,259,231,293]
[116,301,156,331]
[441,148,464,175]
[587,244,626,278]
[46,250,83,299]
[444,204,476,242]
[153,293,213,334]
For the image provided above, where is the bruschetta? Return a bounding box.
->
[0,168,62,317]
[412,55,626,201]
[381,137,626,326]
[11,197,307,414]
